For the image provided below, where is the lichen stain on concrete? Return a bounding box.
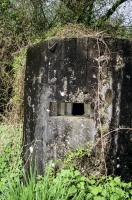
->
[47,116,95,161]
[115,54,125,71]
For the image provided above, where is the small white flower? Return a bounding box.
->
[29,146,33,153]
[46,109,50,112]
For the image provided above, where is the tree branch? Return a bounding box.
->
[98,0,127,25]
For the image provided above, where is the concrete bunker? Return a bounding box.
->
[23,37,132,180]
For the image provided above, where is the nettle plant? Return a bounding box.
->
[2,166,132,200]
[64,145,93,166]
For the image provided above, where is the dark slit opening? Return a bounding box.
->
[72,103,84,115]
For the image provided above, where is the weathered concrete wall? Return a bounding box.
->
[108,39,132,181]
[23,37,132,180]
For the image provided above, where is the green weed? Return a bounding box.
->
[1,167,132,200]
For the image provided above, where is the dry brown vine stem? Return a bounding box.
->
[96,38,104,167]
[94,127,132,148]
[96,36,112,175]
[101,127,132,139]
